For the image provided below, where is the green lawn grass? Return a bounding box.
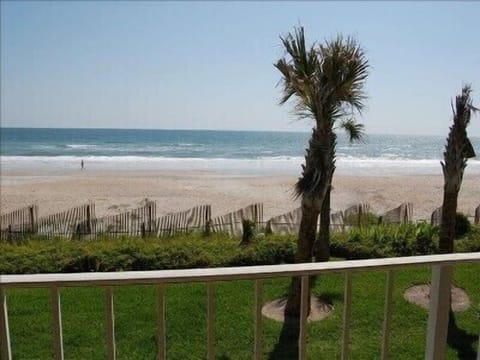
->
[5,263,479,359]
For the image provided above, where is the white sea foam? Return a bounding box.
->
[64,144,101,149]
[2,155,480,176]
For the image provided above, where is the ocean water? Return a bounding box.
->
[1,128,479,175]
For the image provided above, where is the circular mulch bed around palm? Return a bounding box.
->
[404,285,470,312]
[262,296,334,322]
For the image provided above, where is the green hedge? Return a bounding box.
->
[330,223,437,259]
[1,225,479,274]
[0,233,296,274]
[330,223,480,259]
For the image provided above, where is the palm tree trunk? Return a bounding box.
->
[439,187,458,254]
[314,130,335,262]
[285,127,332,318]
[315,185,331,262]
[284,194,319,317]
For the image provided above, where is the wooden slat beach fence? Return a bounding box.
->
[0,205,38,240]
[329,210,345,232]
[211,203,263,236]
[265,208,302,235]
[266,208,346,235]
[92,201,156,238]
[155,205,212,237]
[430,207,442,227]
[430,205,480,226]
[37,203,95,239]
[343,203,371,226]
[381,203,413,224]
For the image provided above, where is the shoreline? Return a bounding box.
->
[3,157,480,177]
[1,168,479,222]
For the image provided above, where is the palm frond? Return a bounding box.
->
[453,85,477,159]
[275,27,321,119]
[453,85,478,127]
[275,27,369,127]
[338,118,365,143]
[318,35,369,115]
[442,85,478,183]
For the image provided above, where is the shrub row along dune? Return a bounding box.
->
[1,224,479,274]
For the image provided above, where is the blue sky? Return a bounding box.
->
[1,1,479,136]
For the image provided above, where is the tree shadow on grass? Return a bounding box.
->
[266,287,301,359]
[447,311,478,360]
[268,315,300,360]
[267,291,339,360]
[317,291,343,304]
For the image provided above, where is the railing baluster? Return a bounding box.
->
[254,279,263,360]
[0,288,12,360]
[477,333,480,360]
[105,287,116,360]
[207,282,215,360]
[341,272,352,360]
[157,285,166,360]
[381,270,394,360]
[425,265,452,360]
[298,275,309,360]
[50,286,64,360]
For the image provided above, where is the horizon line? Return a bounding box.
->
[0,125,464,138]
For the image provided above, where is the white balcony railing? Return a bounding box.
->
[1,252,479,360]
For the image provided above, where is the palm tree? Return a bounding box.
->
[439,85,477,254]
[275,27,369,317]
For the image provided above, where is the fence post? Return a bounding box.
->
[425,264,452,360]
[7,225,12,242]
[86,204,92,236]
[204,220,211,237]
[264,220,272,235]
[29,205,37,234]
[204,206,212,236]
[357,205,362,227]
[148,203,153,236]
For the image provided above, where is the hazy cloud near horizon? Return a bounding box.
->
[1,1,479,136]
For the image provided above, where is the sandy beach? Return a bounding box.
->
[1,168,479,222]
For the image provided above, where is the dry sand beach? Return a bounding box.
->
[1,168,479,221]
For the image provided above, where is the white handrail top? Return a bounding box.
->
[1,252,479,288]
